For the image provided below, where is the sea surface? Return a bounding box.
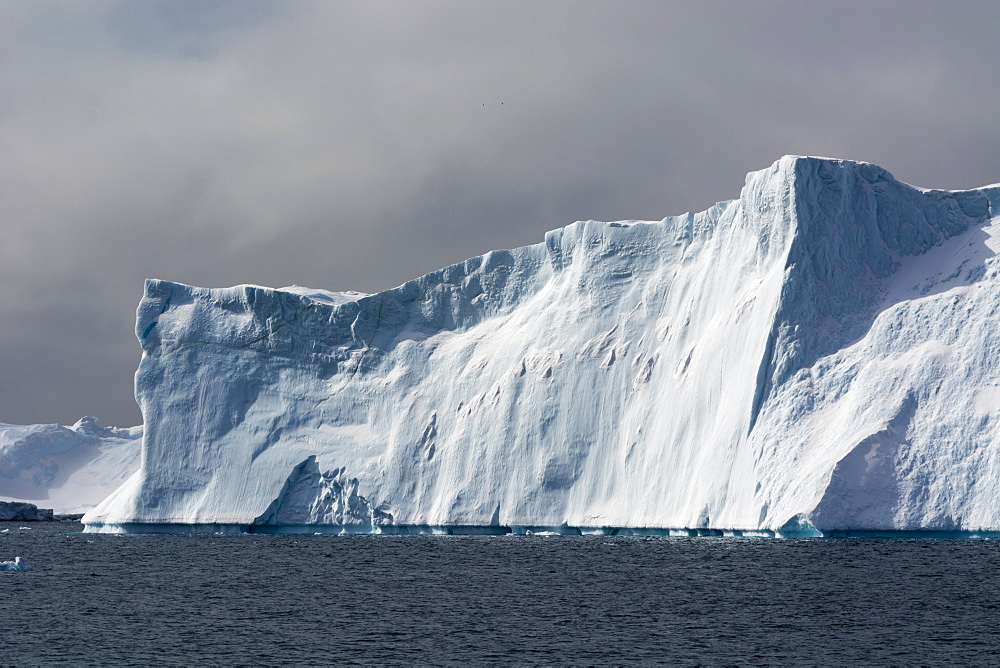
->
[2,521,1000,665]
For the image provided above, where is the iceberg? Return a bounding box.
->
[0,501,53,521]
[1,417,141,514]
[0,557,32,572]
[83,156,1000,535]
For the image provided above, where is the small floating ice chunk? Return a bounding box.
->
[0,556,32,571]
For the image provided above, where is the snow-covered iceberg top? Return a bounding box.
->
[1,417,141,514]
[83,156,1000,535]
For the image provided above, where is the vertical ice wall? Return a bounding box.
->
[84,157,998,533]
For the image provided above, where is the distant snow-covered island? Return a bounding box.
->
[0,417,141,515]
[7,156,1000,537]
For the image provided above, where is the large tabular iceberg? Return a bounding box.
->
[83,157,1000,535]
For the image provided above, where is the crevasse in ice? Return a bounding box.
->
[82,157,1000,534]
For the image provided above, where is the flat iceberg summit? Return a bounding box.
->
[1,417,141,514]
[83,156,1000,535]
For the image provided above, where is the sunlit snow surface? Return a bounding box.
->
[0,417,141,514]
[83,157,1000,534]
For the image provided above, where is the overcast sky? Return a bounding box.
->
[2,1,998,427]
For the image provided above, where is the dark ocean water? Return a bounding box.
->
[3,522,1000,665]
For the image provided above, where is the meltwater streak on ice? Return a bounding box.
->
[83,157,1000,534]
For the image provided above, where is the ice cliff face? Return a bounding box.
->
[1,417,141,514]
[83,156,1000,534]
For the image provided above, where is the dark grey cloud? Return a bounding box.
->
[1,1,998,426]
